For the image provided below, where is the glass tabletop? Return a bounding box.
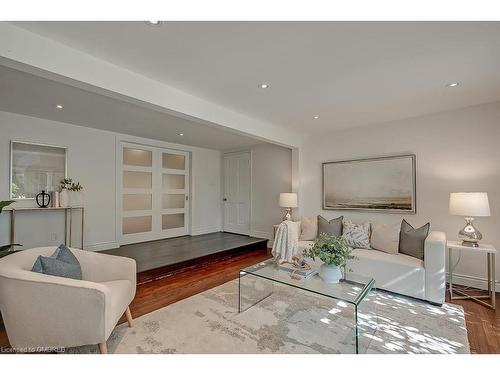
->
[240,258,375,306]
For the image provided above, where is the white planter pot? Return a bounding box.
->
[59,190,69,208]
[319,264,343,284]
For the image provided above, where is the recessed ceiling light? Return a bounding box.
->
[178,133,184,136]
[313,115,320,120]
[258,83,270,89]
[56,104,64,110]
[446,82,459,87]
[145,21,161,26]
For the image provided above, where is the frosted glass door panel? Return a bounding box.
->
[123,216,152,235]
[162,194,185,209]
[120,142,189,245]
[162,214,185,230]
[123,171,152,189]
[162,153,185,170]
[123,194,152,211]
[162,174,185,190]
[123,148,152,167]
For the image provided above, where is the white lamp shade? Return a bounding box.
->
[449,192,490,217]
[279,193,298,208]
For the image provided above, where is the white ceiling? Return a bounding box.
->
[0,64,263,150]
[12,21,500,134]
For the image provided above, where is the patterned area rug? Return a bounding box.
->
[69,278,469,354]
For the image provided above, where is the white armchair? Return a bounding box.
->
[0,247,136,353]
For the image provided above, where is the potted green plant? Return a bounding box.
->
[303,233,355,283]
[60,178,84,207]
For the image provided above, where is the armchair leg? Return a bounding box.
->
[98,342,108,354]
[125,306,133,328]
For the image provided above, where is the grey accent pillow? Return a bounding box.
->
[52,244,80,266]
[31,244,82,280]
[317,215,343,237]
[398,220,430,260]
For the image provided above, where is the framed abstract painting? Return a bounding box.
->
[322,154,416,213]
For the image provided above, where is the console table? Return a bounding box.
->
[447,240,497,309]
[5,207,84,250]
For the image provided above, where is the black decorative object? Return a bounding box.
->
[36,190,51,208]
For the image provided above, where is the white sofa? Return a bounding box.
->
[0,247,136,353]
[297,231,446,305]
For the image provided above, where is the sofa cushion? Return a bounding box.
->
[318,215,343,237]
[347,248,425,299]
[370,223,400,254]
[299,216,317,241]
[342,218,370,249]
[399,220,430,260]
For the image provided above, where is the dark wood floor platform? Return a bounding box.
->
[101,232,268,274]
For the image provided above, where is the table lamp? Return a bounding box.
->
[449,192,490,247]
[279,193,297,221]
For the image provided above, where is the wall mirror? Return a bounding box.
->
[10,141,67,200]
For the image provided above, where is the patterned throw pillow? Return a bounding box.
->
[342,218,371,249]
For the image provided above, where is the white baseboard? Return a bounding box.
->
[191,225,222,236]
[85,241,119,252]
[447,271,500,291]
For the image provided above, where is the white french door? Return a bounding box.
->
[223,151,251,235]
[119,142,190,245]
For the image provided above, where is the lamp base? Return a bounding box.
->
[459,217,482,247]
[461,239,479,247]
[282,208,292,222]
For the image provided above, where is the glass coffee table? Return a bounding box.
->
[239,259,377,354]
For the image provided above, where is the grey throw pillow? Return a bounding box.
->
[52,244,80,266]
[31,244,82,280]
[318,215,343,237]
[398,220,430,260]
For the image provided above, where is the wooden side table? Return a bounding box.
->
[447,240,497,309]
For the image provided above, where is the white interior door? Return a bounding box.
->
[119,142,189,245]
[223,152,251,235]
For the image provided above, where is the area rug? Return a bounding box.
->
[69,278,470,354]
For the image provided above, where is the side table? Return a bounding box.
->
[447,240,497,309]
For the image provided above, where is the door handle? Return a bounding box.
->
[223,198,227,201]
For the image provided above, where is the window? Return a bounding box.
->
[10,142,67,199]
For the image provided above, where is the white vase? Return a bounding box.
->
[319,264,343,284]
[59,190,69,208]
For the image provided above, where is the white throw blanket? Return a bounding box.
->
[272,220,299,263]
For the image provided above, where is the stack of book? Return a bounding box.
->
[278,263,318,278]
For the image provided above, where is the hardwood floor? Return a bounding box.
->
[0,246,499,353]
[445,291,500,354]
[127,246,272,320]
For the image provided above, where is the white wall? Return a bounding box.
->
[250,143,292,240]
[0,110,222,251]
[299,101,500,290]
